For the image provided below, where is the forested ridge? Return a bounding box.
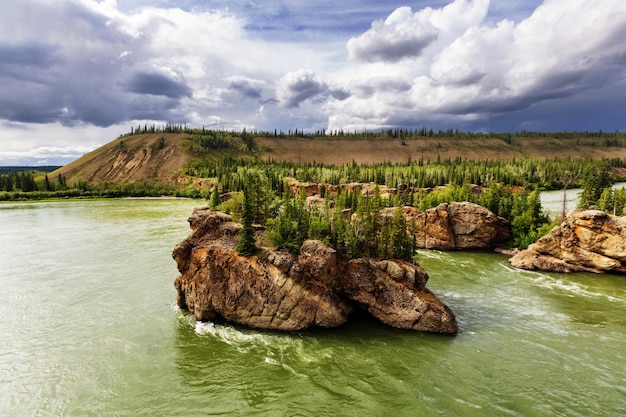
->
[3,127,626,251]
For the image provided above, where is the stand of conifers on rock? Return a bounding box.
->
[172,202,510,335]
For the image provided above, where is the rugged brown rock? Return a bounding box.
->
[509,210,626,274]
[407,202,510,250]
[344,259,458,334]
[173,208,458,334]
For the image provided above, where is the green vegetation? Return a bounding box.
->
[186,155,626,192]
[0,172,200,201]
[209,183,221,210]
[578,160,614,209]
[236,175,260,256]
[577,160,626,215]
[267,190,311,255]
[6,127,626,254]
[121,123,626,145]
[220,176,550,256]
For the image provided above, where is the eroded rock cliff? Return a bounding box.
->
[509,210,626,274]
[173,208,458,334]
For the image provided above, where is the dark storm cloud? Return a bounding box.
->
[0,42,60,84]
[0,0,198,128]
[228,77,263,100]
[277,70,328,108]
[353,78,412,99]
[0,43,57,68]
[125,71,193,99]
[329,87,350,101]
[1,0,626,166]
[349,33,437,63]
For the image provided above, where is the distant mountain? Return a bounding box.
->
[0,166,62,174]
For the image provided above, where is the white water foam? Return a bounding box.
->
[530,276,622,303]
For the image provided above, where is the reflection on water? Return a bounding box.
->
[1,200,625,416]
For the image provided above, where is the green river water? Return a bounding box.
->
[0,198,625,416]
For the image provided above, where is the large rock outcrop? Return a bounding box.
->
[509,210,626,274]
[173,208,457,334]
[408,202,510,250]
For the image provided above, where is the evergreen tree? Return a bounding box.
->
[578,161,613,209]
[57,174,67,190]
[390,205,414,260]
[209,183,221,209]
[236,180,259,256]
[267,187,310,254]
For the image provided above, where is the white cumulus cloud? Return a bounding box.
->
[346,0,489,63]
[1,0,625,164]
[328,0,626,131]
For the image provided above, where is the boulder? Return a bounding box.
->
[509,210,626,274]
[342,259,457,333]
[173,209,458,334]
[410,202,510,250]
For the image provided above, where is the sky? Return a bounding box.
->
[1,0,625,166]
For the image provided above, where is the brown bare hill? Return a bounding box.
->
[51,133,626,185]
[50,133,224,185]
[255,135,626,164]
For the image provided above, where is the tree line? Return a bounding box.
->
[186,155,626,193]
[120,124,626,144]
[0,172,204,201]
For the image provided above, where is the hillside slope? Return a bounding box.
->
[255,136,626,164]
[51,134,195,185]
[51,133,626,185]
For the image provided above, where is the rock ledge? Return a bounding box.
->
[510,210,626,274]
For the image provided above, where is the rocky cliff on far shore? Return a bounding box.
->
[173,208,458,334]
[510,210,626,274]
[406,202,510,250]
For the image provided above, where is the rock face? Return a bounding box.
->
[510,210,626,274]
[173,208,458,334]
[344,259,457,333]
[409,202,510,250]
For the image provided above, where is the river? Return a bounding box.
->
[540,182,626,219]
[0,198,625,416]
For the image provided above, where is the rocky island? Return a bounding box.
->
[173,208,460,334]
[510,209,626,274]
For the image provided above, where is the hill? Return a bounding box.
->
[50,131,626,186]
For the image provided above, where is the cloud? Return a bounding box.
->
[346,0,489,63]
[347,7,438,63]
[276,70,328,108]
[0,42,58,69]
[1,0,626,165]
[125,70,192,99]
[0,121,122,165]
[328,0,626,131]
[227,76,265,100]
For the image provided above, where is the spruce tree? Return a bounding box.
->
[209,183,221,209]
[579,161,613,209]
[236,178,259,256]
